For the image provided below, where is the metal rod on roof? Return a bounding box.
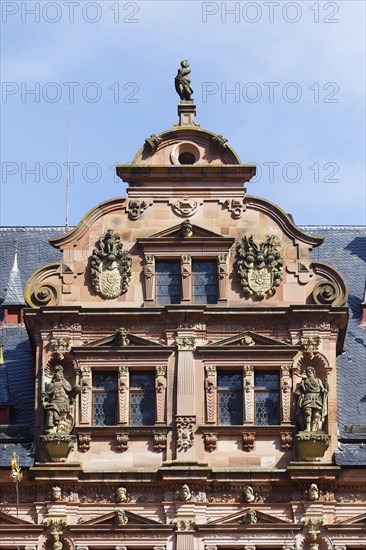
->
[65,106,71,229]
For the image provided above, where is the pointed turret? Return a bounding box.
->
[2,243,25,325]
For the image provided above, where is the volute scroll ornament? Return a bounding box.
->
[90,229,132,299]
[237,235,283,299]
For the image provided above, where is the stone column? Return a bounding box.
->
[118,365,129,424]
[243,364,254,424]
[281,365,292,423]
[205,365,217,423]
[175,331,196,460]
[156,365,167,424]
[80,366,91,424]
[144,254,155,302]
[181,255,192,302]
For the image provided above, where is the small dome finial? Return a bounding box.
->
[12,240,19,271]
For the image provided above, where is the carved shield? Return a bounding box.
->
[247,267,273,296]
[98,266,122,299]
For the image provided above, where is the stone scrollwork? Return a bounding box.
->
[281,365,292,423]
[176,416,195,451]
[90,229,132,299]
[144,133,162,152]
[153,431,167,452]
[236,235,283,299]
[80,366,91,424]
[77,432,91,453]
[243,364,254,423]
[204,433,218,452]
[116,433,129,452]
[220,198,244,219]
[127,199,151,220]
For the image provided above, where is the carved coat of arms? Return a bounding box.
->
[236,235,283,299]
[90,229,132,299]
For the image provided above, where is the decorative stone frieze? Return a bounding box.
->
[175,336,196,351]
[204,433,218,452]
[280,431,293,451]
[242,431,255,452]
[176,416,195,450]
[153,431,167,452]
[50,337,72,360]
[243,364,254,423]
[236,235,283,299]
[90,229,132,299]
[116,433,129,452]
[77,432,91,453]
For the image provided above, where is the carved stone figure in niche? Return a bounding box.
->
[309,483,319,501]
[43,365,80,434]
[181,219,193,238]
[295,367,328,432]
[90,229,132,299]
[175,59,194,101]
[52,485,62,501]
[243,485,255,503]
[236,235,283,299]
[179,484,192,501]
[116,486,128,503]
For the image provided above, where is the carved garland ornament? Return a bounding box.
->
[236,235,283,299]
[90,229,132,299]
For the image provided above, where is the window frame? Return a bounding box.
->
[92,371,118,427]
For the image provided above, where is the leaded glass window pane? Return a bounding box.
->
[92,372,117,426]
[217,371,243,425]
[192,260,217,304]
[156,261,181,304]
[129,371,155,426]
[255,372,279,425]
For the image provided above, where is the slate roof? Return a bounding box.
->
[0,225,365,467]
[304,225,366,465]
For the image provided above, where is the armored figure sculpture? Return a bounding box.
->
[175,59,194,101]
[43,365,80,434]
[295,367,328,432]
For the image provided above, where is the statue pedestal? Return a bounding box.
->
[295,431,330,462]
[40,434,76,462]
[176,101,200,127]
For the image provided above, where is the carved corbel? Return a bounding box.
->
[280,431,293,451]
[79,366,91,424]
[243,364,254,424]
[204,433,218,452]
[205,365,217,423]
[242,431,255,452]
[153,431,167,452]
[220,198,244,219]
[281,365,292,423]
[144,255,155,301]
[156,365,167,423]
[301,336,321,360]
[116,433,129,452]
[78,432,91,452]
[50,337,72,361]
[217,253,229,301]
[118,366,129,424]
[175,336,196,351]
[127,199,151,220]
[144,133,162,152]
[181,255,191,301]
[44,515,68,533]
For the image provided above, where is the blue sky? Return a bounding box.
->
[1,0,365,226]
